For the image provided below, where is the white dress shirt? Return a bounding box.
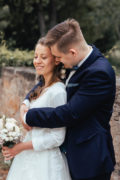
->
[65,46,93,86]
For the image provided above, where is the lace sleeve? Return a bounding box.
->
[32,90,67,151]
[32,127,66,151]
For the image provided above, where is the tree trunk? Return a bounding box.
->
[49,0,57,28]
[115,20,120,40]
[38,0,46,36]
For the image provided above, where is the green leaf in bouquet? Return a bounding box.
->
[3,141,15,148]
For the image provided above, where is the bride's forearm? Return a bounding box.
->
[20,141,33,151]
[12,141,34,155]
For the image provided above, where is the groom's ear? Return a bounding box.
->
[69,48,77,56]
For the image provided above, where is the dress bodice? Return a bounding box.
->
[24,82,67,152]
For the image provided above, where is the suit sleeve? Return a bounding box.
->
[26,71,115,128]
[32,91,66,151]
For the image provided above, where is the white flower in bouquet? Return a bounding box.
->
[14,125,21,133]
[1,129,8,134]
[9,137,14,141]
[6,118,17,124]
[5,122,15,131]
[4,137,9,141]
[0,134,7,141]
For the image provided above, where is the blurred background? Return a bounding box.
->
[0,0,120,179]
[0,0,120,72]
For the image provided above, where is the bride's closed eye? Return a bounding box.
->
[34,54,38,59]
[41,56,47,60]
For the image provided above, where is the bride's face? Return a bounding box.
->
[33,44,56,76]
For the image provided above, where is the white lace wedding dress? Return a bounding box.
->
[7,82,71,180]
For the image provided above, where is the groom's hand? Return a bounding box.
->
[20,104,32,131]
[21,120,32,131]
[20,103,28,116]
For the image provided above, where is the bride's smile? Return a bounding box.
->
[35,66,44,70]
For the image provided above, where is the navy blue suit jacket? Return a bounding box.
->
[25,45,116,179]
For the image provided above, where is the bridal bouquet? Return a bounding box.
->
[0,115,22,164]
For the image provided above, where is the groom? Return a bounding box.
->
[22,19,116,180]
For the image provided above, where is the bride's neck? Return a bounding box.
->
[44,73,59,88]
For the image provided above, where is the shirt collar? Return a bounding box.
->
[77,46,93,68]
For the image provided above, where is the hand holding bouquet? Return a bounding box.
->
[0,115,22,164]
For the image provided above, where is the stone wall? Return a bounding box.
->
[0,67,120,179]
[111,77,120,180]
[0,67,36,120]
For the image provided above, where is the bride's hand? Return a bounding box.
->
[2,141,33,160]
[2,143,24,160]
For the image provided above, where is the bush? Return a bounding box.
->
[105,41,120,75]
[0,44,34,67]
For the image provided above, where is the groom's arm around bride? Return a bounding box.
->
[22,19,116,180]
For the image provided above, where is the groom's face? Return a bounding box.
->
[51,44,76,68]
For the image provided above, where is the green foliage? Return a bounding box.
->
[0,5,10,30]
[0,0,120,53]
[0,0,40,49]
[0,44,34,67]
[105,41,120,74]
[58,0,120,52]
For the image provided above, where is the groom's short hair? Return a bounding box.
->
[45,19,84,53]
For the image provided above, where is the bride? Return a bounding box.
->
[2,37,71,180]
